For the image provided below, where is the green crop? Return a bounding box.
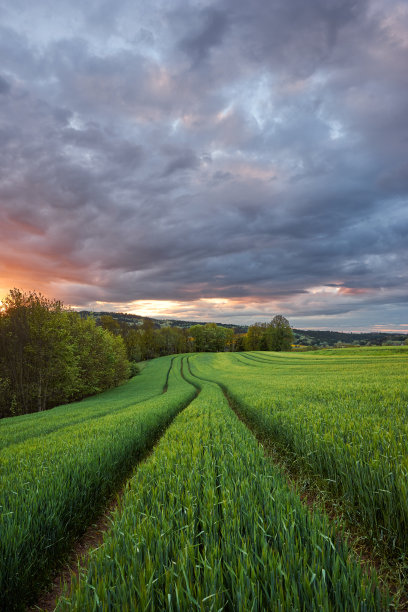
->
[57,359,386,611]
[3,347,403,610]
[189,347,408,552]
[0,355,195,610]
[0,355,173,451]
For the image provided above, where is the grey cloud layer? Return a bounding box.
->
[0,0,407,327]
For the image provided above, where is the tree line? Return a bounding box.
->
[99,314,294,357]
[0,289,129,418]
[101,318,238,359]
[0,288,294,418]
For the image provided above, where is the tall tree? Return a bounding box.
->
[188,323,232,352]
[244,323,267,351]
[266,315,294,351]
[100,315,121,335]
[0,289,77,414]
[0,289,131,418]
[140,318,158,360]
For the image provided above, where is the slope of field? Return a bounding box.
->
[189,347,408,553]
[0,355,195,610]
[0,356,171,450]
[56,359,386,611]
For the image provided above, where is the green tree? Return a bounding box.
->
[0,289,131,417]
[27,305,77,411]
[0,289,77,414]
[100,314,121,335]
[140,318,158,360]
[158,326,188,356]
[266,315,294,351]
[122,327,143,362]
[0,289,32,414]
[233,334,246,351]
[188,323,231,352]
[244,323,267,350]
[68,313,130,396]
[189,324,206,351]
[224,328,235,351]
[202,323,222,352]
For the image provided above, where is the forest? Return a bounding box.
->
[0,290,129,418]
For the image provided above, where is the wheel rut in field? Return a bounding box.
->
[240,352,276,364]
[162,355,176,393]
[29,356,200,612]
[180,355,200,394]
[185,356,405,610]
[232,354,258,366]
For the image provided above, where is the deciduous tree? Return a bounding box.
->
[266,315,294,351]
[0,289,130,418]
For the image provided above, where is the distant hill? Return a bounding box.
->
[78,310,406,347]
[292,328,406,347]
[78,310,248,334]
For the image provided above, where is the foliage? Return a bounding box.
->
[0,289,130,417]
[87,309,408,347]
[244,322,268,350]
[266,314,294,351]
[102,316,191,362]
[245,315,294,351]
[99,314,121,335]
[100,318,238,359]
[188,322,234,352]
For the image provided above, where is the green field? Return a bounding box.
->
[0,355,195,610]
[189,347,408,552]
[1,347,407,610]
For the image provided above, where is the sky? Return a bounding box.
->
[0,0,407,332]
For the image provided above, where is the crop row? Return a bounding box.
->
[56,361,386,610]
[189,348,408,553]
[0,355,195,610]
[0,355,174,451]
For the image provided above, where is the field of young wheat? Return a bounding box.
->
[1,346,406,610]
[190,347,408,553]
[0,355,195,610]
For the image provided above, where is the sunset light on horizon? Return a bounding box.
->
[0,0,407,332]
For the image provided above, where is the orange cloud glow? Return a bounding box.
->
[338,287,372,295]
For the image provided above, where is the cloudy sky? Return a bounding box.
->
[1,0,407,331]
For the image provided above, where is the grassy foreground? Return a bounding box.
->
[0,357,172,451]
[0,356,195,610]
[1,346,405,610]
[190,347,408,554]
[56,359,386,611]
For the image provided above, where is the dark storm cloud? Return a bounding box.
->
[0,0,407,329]
[161,147,201,177]
[222,0,369,75]
[0,76,10,95]
[179,7,229,65]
